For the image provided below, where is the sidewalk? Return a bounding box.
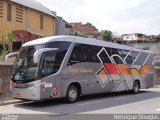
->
[0,94,23,106]
[153,84,160,88]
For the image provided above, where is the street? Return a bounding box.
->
[0,87,160,115]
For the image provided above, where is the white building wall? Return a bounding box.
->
[122,34,145,41]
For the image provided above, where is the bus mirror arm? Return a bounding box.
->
[5,52,18,64]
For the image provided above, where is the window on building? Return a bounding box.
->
[40,14,43,30]
[16,5,23,23]
[0,0,3,18]
[7,2,11,21]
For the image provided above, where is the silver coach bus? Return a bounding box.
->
[5,36,154,103]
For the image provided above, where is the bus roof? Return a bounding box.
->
[22,35,151,53]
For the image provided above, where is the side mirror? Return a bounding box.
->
[5,52,19,64]
[33,48,58,63]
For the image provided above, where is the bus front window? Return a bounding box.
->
[13,45,45,83]
[12,41,71,82]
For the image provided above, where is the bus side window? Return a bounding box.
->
[68,44,91,65]
[41,52,52,77]
[40,50,67,78]
[89,46,99,62]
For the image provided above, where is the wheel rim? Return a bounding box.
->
[68,89,77,101]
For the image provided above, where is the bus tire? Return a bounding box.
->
[65,85,78,103]
[132,80,140,94]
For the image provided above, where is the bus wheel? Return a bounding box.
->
[66,85,78,103]
[132,81,140,94]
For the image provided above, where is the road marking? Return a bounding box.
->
[155,108,160,111]
[77,101,102,106]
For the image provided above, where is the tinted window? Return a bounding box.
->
[111,48,119,55]
[47,41,71,51]
[145,54,154,65]
[40,41,71,77]
[40,50,67,77]
[124,51,139,64]
[98,49,112,63]
[90,46,101,62]
[68,44,101,65]
[134,52,149,65]
[111,48,123,64]
[132,51,139,60]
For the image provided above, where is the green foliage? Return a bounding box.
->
[6,31,14,45]
[155,35,160,41]
[149,35,160,41]
[73,31,79,36]
[6,30,14,53]
[69,30,83,37]
[0,45,7,60]
[100,30,112,41]
[0,31,14,62]
[85,22,92,26]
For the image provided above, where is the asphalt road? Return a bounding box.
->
[1,87,160,120]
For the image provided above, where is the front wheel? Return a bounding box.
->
[65,85,78,103]
[132,81,140,94]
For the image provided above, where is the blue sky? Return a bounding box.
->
[36,0,160,35]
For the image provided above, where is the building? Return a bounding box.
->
[55,16,72,36]
[69,22,98,38]
[0,0,56,44]
[122,33,145,42]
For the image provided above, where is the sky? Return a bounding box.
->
[36,0,160,35]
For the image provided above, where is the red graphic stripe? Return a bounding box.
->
[103,63,119,74]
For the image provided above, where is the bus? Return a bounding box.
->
[5,36,154,103]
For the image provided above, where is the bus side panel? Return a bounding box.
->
[40,75,57,100]
[142,65,154,88]
[61,62,104,96]
[60,74,84,97]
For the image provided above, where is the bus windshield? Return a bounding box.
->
[12,41,71,83]
[12,45,45,83]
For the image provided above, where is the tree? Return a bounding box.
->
[6,31,14,53]
[69,30,84,37]
[156,35,160,41]
[100,30,112,41]
[0,31,14,62]
[85,22,92,26]
[0,40,8,61]
[0,45,7,60]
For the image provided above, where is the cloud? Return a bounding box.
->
[37,0,160,35]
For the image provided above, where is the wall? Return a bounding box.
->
[0,65,13,96]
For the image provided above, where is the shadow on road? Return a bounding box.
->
[14,89,160,115]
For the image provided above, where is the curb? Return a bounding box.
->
[0,100,23,106]
[153,85,160,88]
